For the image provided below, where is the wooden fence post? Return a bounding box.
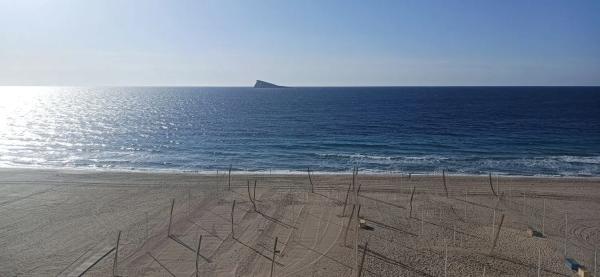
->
[196,235,203,277]
[489,173,497,197]
[442,170,448,198]
[228,164,232,191]
[307,167,314,193]
[231,200,236,239]
[342,184,352,217]
[253,180,257,201]
[247,180,257,212]
[270,237,278,277]
[489,214,505,255]
[358,241,369,277]
[344,204,356,246]
[113,230,121,277]
[168,199,175,237]
[409,186,416,218]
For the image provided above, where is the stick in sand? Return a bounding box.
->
[358,241,369,277]
[464,190,468,219]
[307,167,314,193]
[270,237,278,277]
[442,169,449,198]
[409,186,416,218]
[113,230,121,277]
[354,203,359,276]
[247,180,257,212]
[168,199,175,237]
[196,235,203,277]
[489,214,505,255]
[228,164,232,191]
[231,200,236,239]
[342,183,352,217]
[344,204,356,246]
[489,172,497,197]
[352,167,358,191]
[253,180,257,201]
[491,209,496,241]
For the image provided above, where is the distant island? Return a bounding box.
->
[254,80,286,88]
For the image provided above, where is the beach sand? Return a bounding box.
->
[1,168,599,276]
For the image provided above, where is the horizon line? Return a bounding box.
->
[1,84,599,88]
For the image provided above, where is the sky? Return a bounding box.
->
[0,0,599,86]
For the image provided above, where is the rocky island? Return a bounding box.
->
[253,80,286,88]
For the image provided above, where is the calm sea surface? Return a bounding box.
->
[0,86,599,176]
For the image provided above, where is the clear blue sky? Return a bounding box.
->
[1,0,599,86]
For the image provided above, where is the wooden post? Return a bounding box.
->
[496,175,500,195]
[228,164,232,191]
[342,184,352,217]
[352,167,357,191]
[270,237,278,277]
[344,204,356,245]
[253,180,257,201]
[307,167,314,193]
[442,169,448,198]
[465,190,468,219]
[196,235,203,277]
[168,199,175,237]
[113,230,121,277]
[489,214,505,255]
[231,200,236,239]
[358,241,368,277]
[489,173,497,197]
[409,186,416,218]
[355,201,359,276]
[247,180,257,212]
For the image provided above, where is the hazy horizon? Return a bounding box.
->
[1,0,599,86]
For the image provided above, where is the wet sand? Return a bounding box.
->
[1,168,599,276]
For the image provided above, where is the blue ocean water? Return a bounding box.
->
[0,86,599,176]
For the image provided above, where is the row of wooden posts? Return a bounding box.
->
[108,168,597,277]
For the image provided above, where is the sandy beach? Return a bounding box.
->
[1,168,599,276]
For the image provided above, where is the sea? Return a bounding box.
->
[0,86,599,176]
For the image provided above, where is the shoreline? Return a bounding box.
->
[1,166,599,179]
